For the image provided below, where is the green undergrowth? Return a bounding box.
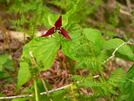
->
[0,0,134,101]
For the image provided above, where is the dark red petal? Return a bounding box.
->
[60,28,71,40]
[41,27,55,37]
[54,16,62,27]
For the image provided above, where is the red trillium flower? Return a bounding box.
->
[41,16,71,40]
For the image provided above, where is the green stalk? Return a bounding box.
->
[0,17,17,73]
[98,65,112,100]
[29,51,53,101]
[34,78,40,101]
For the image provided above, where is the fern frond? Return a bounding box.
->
[75,57,103,71]
[108,68,125,87]
[70,75,86,82]
[10,18,29,26]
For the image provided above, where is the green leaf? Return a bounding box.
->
[83,28,103,48]
[51,90,67,101]
[61,26,82,62]
[16,62,31,92]
[66,3,77,18]
[102,38,134,61]
[37,79,52,100]
[47,14,60,28]
[62,28,103,62]
[4,59,15,71]
[37,79,51,93]
[17,37,60,92]
[119,65,134,101]
[0,54,8,65]
[62,39,81,62]
[0,70,13,82]
[103,29,116,37]
[0,93,6,97]
[32,37,60,70]
[69,24,82,39]
[21,37,60,71]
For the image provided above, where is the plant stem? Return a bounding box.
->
[34,78,40,101]
[29,51,53,101]
[39,74,53,101]
[0,17,17,73]
[98,64,112,100]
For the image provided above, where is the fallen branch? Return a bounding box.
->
[0,75,99,100]
[0,83,71,100]
[104,42,134,63]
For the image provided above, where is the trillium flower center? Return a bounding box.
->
[55,27,61,33]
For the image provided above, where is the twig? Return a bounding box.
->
[104,42,134,63]
[0,75,99,100]
[29,51,53,101]
[29,51,50,96]
[0,84,71,100]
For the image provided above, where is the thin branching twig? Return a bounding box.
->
[104,42,134,63]
[0,75,99,100]
[29,51,50,96]
[0,84,71,100]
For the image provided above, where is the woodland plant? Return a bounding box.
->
[1,0,134,101]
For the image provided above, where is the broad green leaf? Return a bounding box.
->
[4,59,15,71]
[83,28,103,48]
[17,37,60,92]
[51,90,67,101]
[32,37,60,71]
[0,54,8,65]
[16,62,31,92]
[69,24,82,39]
[62,39,81,62]
[61,27,82,62]
[48,14,60,27]
[0,70,13,83]
[66,4,77,17]
[0,93,6,97]
[37,79,51,92]
[103,29,116,37]
[119,65,134,101]
[43,3,76,29]
[103,38,134,61]
[21,37,60,71]
[62,28,103,62]
[37,79,52,100]
[42,8,53,29]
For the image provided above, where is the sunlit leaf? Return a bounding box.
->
[83,28,103,48]
[16,37,60,92]
[0,54,8,65]
[103,38,134,61]
[119,65,134,101]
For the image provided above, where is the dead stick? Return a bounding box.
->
[29,51,50,96]
[0,75,99,100]
[104,42,134,63]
